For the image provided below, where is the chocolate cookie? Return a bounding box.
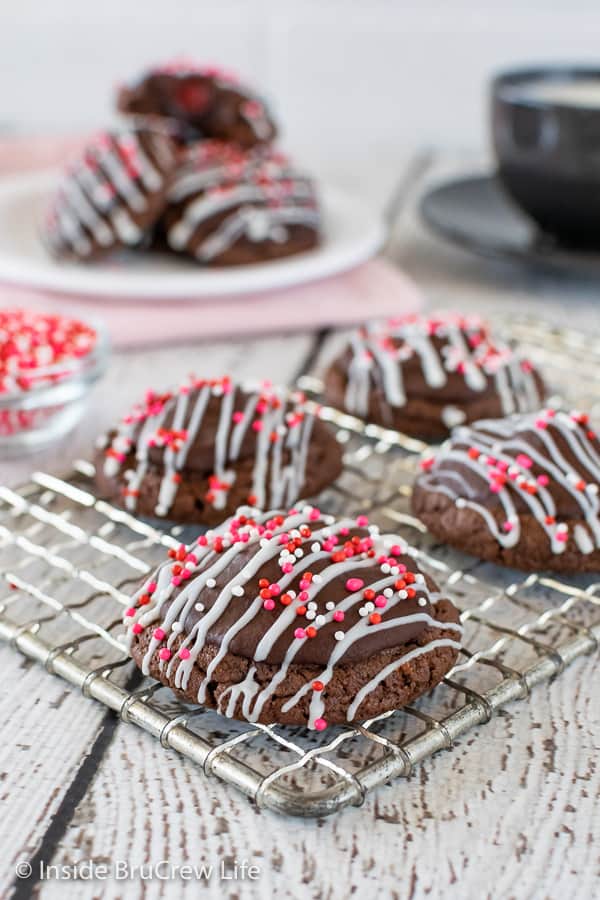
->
[412,408,600,573]
[43,127,178,261]
[161,141,320,266]
[122,506,463,728]
[95,377,343,525]
[117,60,277,148]
[323,313,547,440]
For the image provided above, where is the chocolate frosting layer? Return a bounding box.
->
[325,313,546,429]
[98,377,342,519]
[124,506,459,669]
[415,409,600,557]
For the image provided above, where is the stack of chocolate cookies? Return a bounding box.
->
[43,61,321,266]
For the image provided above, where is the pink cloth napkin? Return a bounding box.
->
[0,136,423,348]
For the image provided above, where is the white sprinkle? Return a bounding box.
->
[456,498,467,508]
[306,610,316,620]
[325,601,335,611]
[288,590,297,599]
[206,578,216,588]
[307,601,317,610]
[315,615,326,627]
[358,606,367,617]
[418,597,427,607]
[172,622,183,633]
[384,588,393,598]
[334,631,344,641]
[155,504,168,517]
[232,585,244,597]
[311,542,321,553]
[415,574,425,584]
[381,563,391,574]
[390,566,399,576]
[294,548,304,558]
[398,590,408,599]
[312,574,323,584]
[365,602,375,613]
[195,603,204,612]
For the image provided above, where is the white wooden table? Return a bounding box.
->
[1,154,599,900]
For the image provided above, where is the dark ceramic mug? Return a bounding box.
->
[492,66,600,246]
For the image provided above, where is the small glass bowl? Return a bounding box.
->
[0,315,110,456]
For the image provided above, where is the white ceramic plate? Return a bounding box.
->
[0,170,385,299]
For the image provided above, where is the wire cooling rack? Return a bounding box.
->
[1,315,600,818]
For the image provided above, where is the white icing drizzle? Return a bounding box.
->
[419,409,600,557]
[340,314,543,422]
[102,378,325,518]
[46,129,174,258]
[123,506,463,729]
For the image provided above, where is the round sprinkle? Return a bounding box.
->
[314,717,327,731]
[346,577,364,592]
[334,630,344,641]
[179,648,191,660]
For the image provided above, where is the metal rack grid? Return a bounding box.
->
[1,315,600,818]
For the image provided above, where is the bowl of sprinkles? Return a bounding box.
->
[0,308,109,453]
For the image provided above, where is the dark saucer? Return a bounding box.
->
[420,173,600,276]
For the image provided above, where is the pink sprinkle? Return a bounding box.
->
[269,583,281,596]
[314,718,327,731]
[536,419,548,430]
[503,521,513,532]
[294,627,306,639]
[132,623,143,634]
[282,562,294,574]
[397,563,407,573]
[490,483,501,493]
[125,607,136,618]
[346,578,364,592]
[516,453,533,469]
[309,508,321,521]
[232,411,244,423]
[179,648,191,660]
[252,420,263,432]
[299,579,310,591]
[556,531,568,542]
[198,536,208,546]
[356,515,369,527]
[375,596,387,608]
[340,527,349,536]
[333,610,345,622]
[185,553,197,565]
[171,576,182,587]
[263,599,275,611]
[497,460,509,472]
[537,474,550,486]
[154,628,165,641]
[147,581,157,593]
[159,648,171,661]
[420,457,434,471]
[390,545,403,557]
[298,590,309,602]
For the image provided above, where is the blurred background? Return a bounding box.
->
[3,0,599,167]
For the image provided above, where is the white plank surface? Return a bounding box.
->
[1,152,600,900]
